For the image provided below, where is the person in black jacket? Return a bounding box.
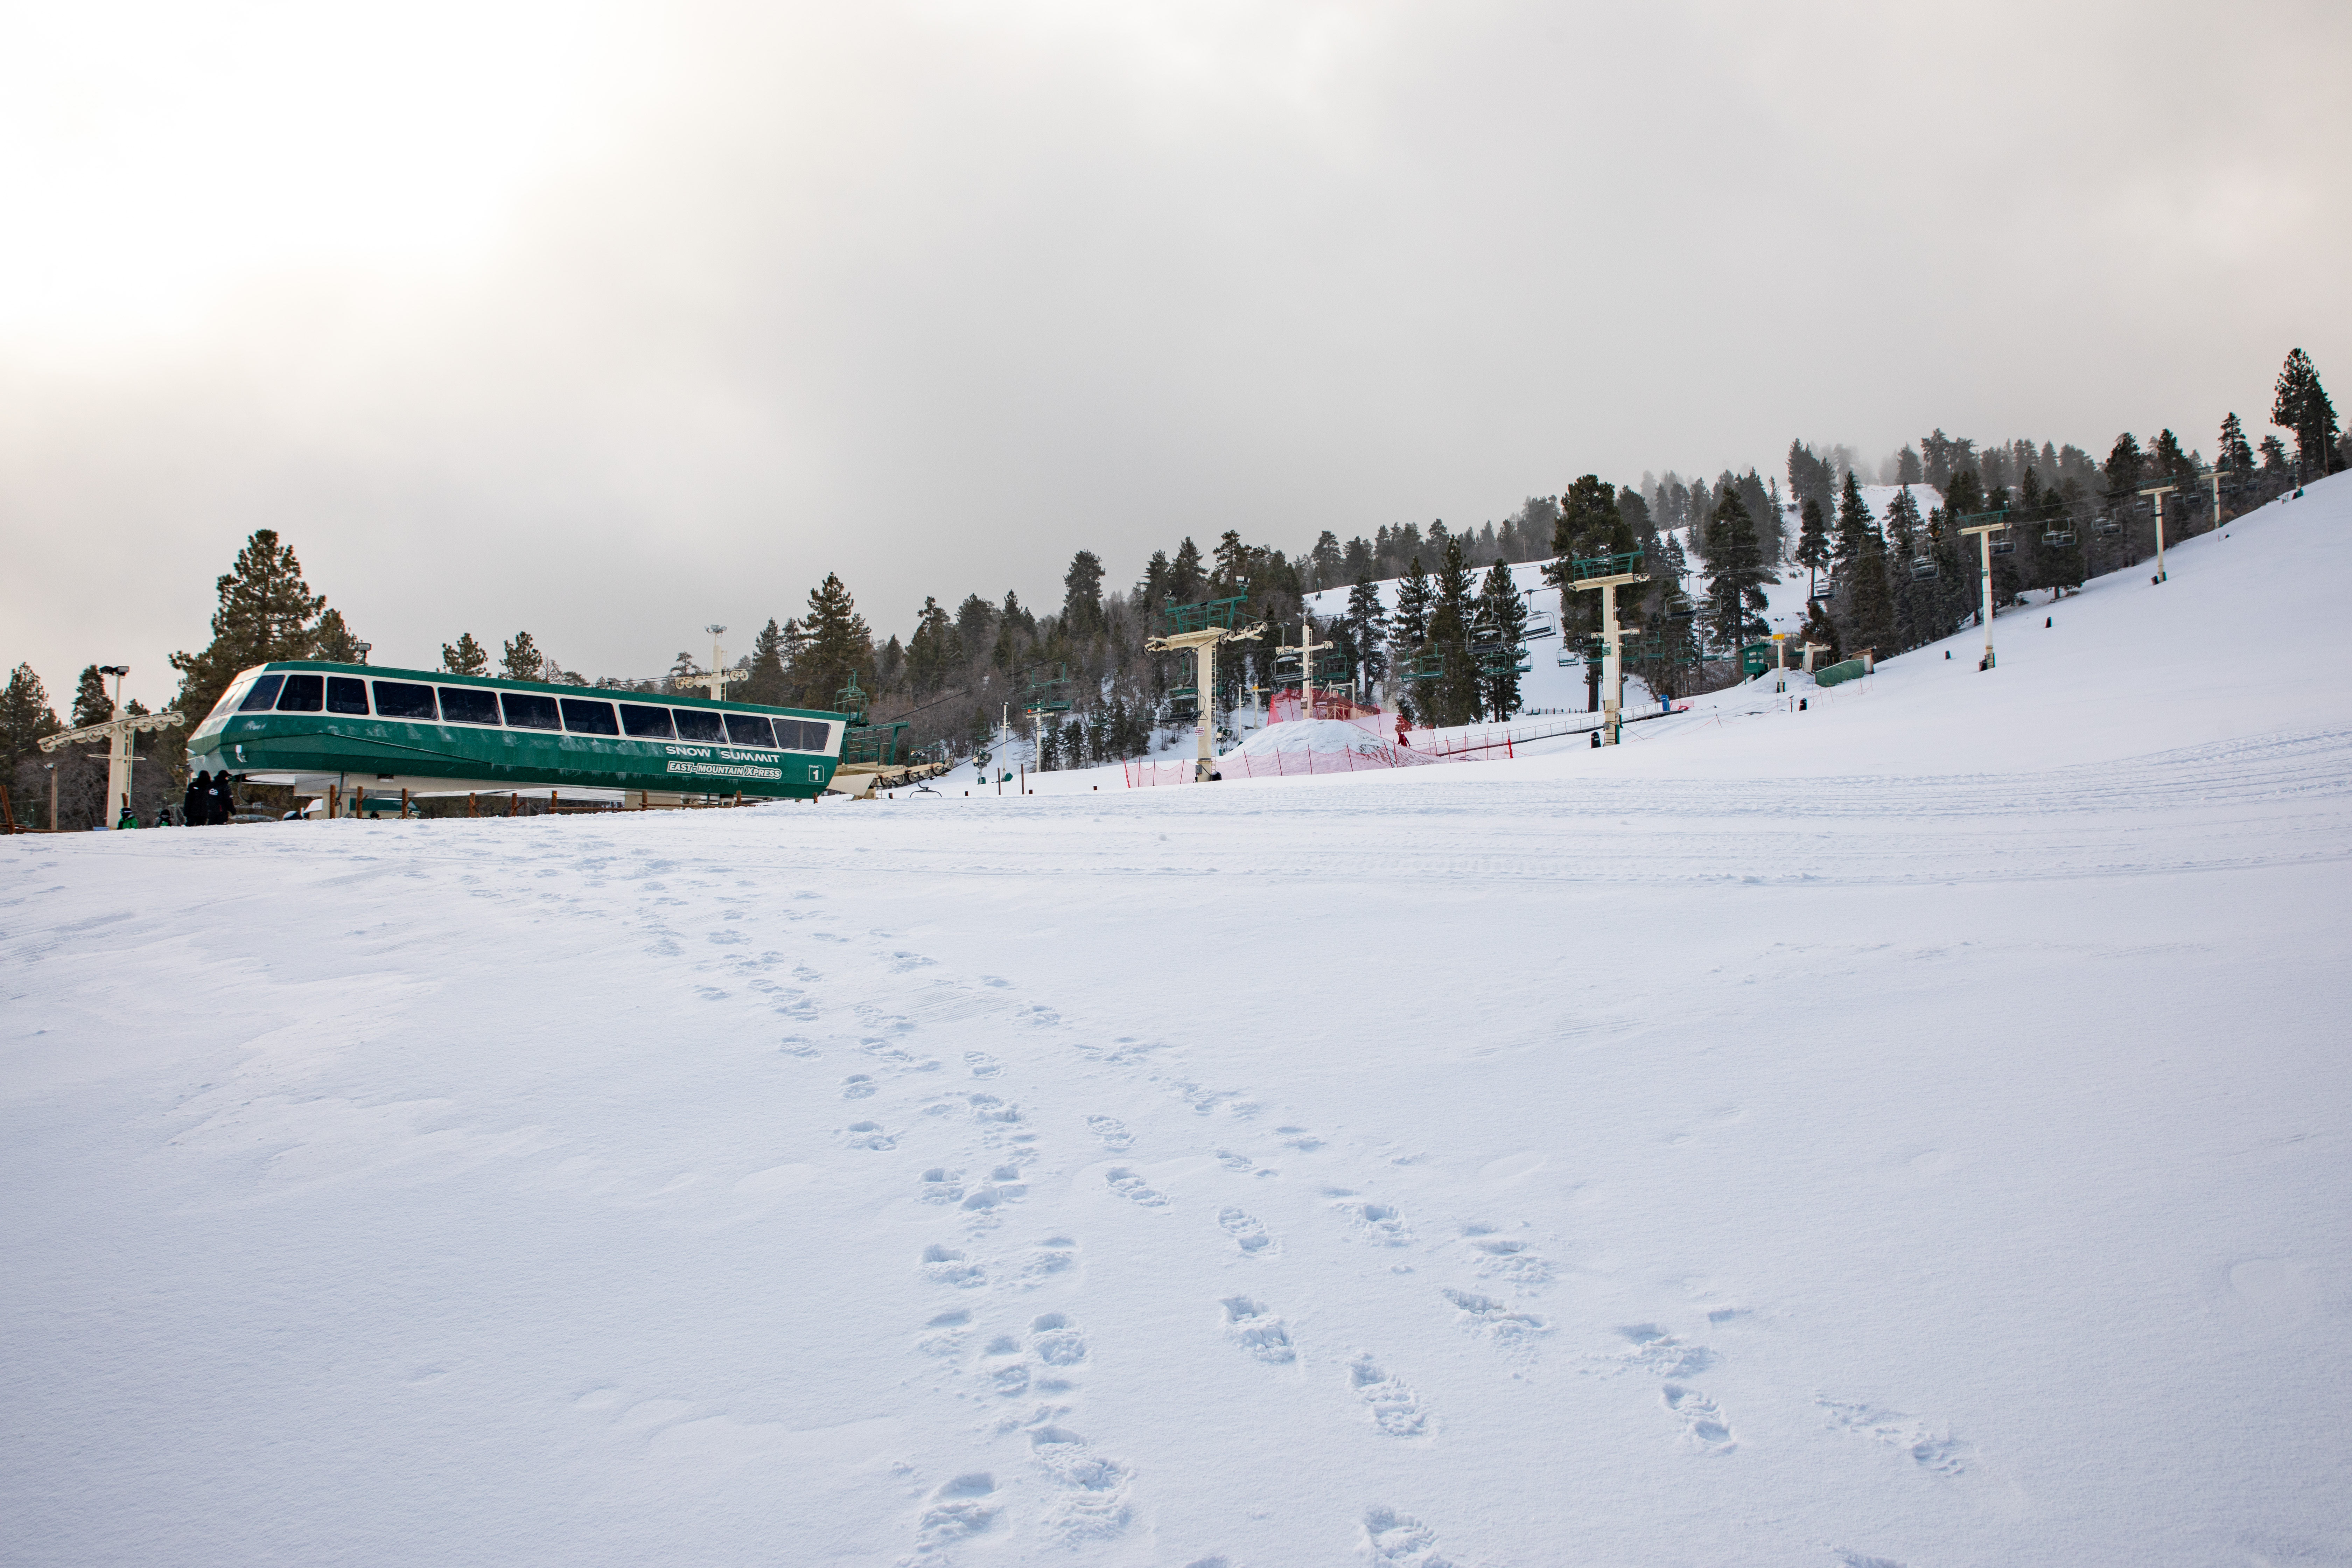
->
[186,771,210,825]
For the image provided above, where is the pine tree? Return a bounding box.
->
[1702,488,1774,654]
[1798,598,1841,666]
[1168,537,1205,605]
[1345,576,1390,684]
[1846,531,1896,659]
[2104,432,2145,495]
[2218,412,2254,474]
[168,528,330,729]
[2,664,61,775]
[501,632,545,682]
[2150,428,2196,489]
[1795,497,1831,598]
[793,573,874,711]
[2272,347,2343,477]
[1474,560,1528,719]
[740,618,792,706]
[2259,434,2290,472]
[1895,445,1924,485]
[1061,551,1105,635]
[1883,486,1926,648]
[1831,471,1875,581]
[73,665,114,728]
[1428,539,1479,726]
[907,597,959,696]
[1787,440,1836,533]
[312,608,366,664]
[441,633,489,676]
[1393,555,1434,647]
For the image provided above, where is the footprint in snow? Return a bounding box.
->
[964,1051,1003,1078]
[1328,1192,1413,1246]
[1220,1297,1295,1363]
[841,1074,878,1100]
[916,1472,999,1546]
[1029,1311,1088,1366]
[1105,1167,1167,1208]
[1440,1287,1552,1351]
[1362,1504,1451,1566]
[1350,1354,1427,1437]
[1458,1222,1553,1286]
[1596,1324,1713,1378]
[1818,1397,1966,1475]
[918,1168,966,1205]
[1662,1383,1735,1451]
[920,1244,985,1288]
[842,1119,896,1150]
[960,1166,1029,1219]
[1028,1426,1133,1544]
[1015,1236,1079,1286]
[1086,1115,1133,1152]
[916,1309,971,1357]
[1217,1207,1273,1254]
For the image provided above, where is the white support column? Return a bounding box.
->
[1959,521,2005,670]
[2138,483,2178,583]
[1569,569,1646,745]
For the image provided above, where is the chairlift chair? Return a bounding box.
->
[2042,525,2076,546]
[1910,555,1937,581]
[1521,610,1556,640]
[2098,515,2122,536]
[1989,531,2016,557]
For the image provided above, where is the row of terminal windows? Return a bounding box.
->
[234,674,831,751]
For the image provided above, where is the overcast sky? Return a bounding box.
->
[5,1,2346,708]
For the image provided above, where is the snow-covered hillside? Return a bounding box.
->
[5,477,2348,1567]
[1302,482,1947,658]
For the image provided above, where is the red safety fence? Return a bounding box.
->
[1264,691,1386,728]
[1122,705,1692,787]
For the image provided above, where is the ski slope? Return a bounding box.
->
[5,477,2349,1568]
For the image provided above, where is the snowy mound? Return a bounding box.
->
[1227,716,1389,757]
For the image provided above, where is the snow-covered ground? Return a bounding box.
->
[5,477,2348,1567]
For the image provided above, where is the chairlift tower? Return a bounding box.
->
[1145,596,1264,782]
[2138,482,2179,582]
[1022,664,1073,764]
[1566,550,1648,744]
[37,665,182,824]
[1272,616,1334,718]
[688,624,746,702]
[1958,513,2012,670]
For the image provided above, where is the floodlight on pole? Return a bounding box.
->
[688,624,744,703]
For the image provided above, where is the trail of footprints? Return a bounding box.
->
[707,915,1967,1557]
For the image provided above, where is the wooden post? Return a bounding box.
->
[1,783,16,833]
[400,787,409,819]
[469,792,478,818]
[507,793,518,817]
[327,784,339,820]
[50,767,59,830]
[551,790,560,814]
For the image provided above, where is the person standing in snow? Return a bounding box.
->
[185,771,208,825]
